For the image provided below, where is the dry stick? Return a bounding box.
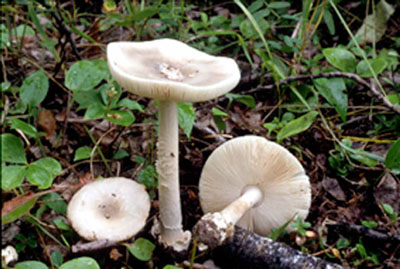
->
[212,226,344,269]
[246,72,400,114]
[71,240,118,253]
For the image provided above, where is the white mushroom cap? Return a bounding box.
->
[107,39,241,102]
[199,136,311,236]
[67,177,150,242]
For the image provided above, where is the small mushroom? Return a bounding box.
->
[194,136,311,248]
[67,177,150,242]
[107,39,240,251]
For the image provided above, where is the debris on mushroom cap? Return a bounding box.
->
[199,136,311,236]
[107,39,241,102]
[67,177,150,242]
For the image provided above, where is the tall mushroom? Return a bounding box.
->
[107,39,240,251]
[194,136,311,248]
[67,177,150,242]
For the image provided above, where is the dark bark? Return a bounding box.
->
[212,226,345,269]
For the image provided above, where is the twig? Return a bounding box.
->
[71,240,118,253]
[249,72,400,114]
[194,123,226,144]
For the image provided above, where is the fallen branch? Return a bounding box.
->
[211,226,344,269]
[248,72,400,114]
[71,240,118,253]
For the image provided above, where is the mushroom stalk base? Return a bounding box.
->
[156,100,191,251]
[194,186,263,248]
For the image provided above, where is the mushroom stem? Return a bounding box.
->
[221,186,263,225]
[156,100,191,250]
[193,186,263,249]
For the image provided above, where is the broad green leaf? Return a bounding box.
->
[226,93,256,108]
[240,18,269,39]
[53,218,70,230]
[32,158,62,176]
[1,195,38,225]
[74,90,103,109]
[15,25,35,36]
[356,243,368,259]
[99,83,121,108]
[133,7,158,22]
[1,133,27,164]
[83,104,106,120]
[336,238,350,249]
[118,98,144,112]
[277,111,318,142]
[382,203,394,215]
[15,261,48,269]
[51,251,64,268]
[1,81,11,92]
[113,149,129,160]
[163,266,182,269]
[65,60,107,91]
[26,163,53,189]
[105,110,135,126]
[59,257,100,269]
[103,0,117,12]
[322,48,356,72]
[42,193,67,215]
[268,1,291,9]
[126,238,156,261]
[385,140,400,173]
[379,49,399,71]
[361,220,378,229]
[137,164,157,189]
[356,58,388,78]
[10,118,42,137]
[74,146,93,161]
[314,78,348,122]
[349,150,378,167]
[178,102,197,139]
[20,69,49,107]
[1,165,26,190]
[212,107,228,117]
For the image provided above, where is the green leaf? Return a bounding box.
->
[314,78,348,122]
[277,111,318,142]
[84,104,106,120]
[1,81,11,92]
[385,140,400,173]
[65,60,107,91]
[1,196,38,225]
[163,266,182,269]
[15,261,48,269]
[336,237,350,249]
[10,118,42,137]
[42,193,67,215]
[178,102,197,139]
[137,164,157,189]
[118,98,144,112]
[60,257,100,269]
[26,163,54,189]
[382,203,394,215]
[113,149,129,160]
[1,165,26,190]
[212,107,228,117]
[20,69,49,107]
[268,1,290,9]
[361,220,378,229]
[126,238,156,261]
[74,146,93,161]
[74,90,103,109]
[133,7,158,22]
[323,9,335,35]
[105,110,135,126]
[1,133,27,164]
[53,218,70,230]
[356,243,368,259]
[322,48,356,72]
[51,251,64,268]
[240,18,270,39]
[356,58,388,78]
[226,93,256,108]
[15,25,35,36]
[32,158,62,176]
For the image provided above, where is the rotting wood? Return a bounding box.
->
[211,226,345,269]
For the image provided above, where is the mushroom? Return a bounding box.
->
[107,39,240,251]
[67,177,150,242]
[194,136,311,248]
